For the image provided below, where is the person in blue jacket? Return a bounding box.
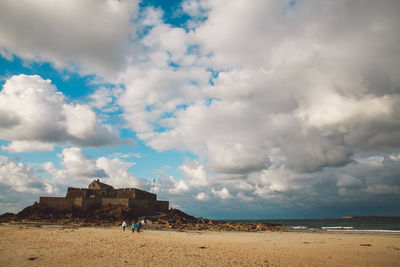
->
[136,221,141,233]
[131,222,136,233]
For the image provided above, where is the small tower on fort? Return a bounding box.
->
[89,179,114,190]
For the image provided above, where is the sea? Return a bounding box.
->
[223,217,400,234]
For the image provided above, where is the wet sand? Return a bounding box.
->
[0,224,399,266]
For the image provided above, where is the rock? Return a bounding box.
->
[256,224,264,231]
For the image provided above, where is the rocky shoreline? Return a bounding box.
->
[145,209,287,232]
[0,203,287,232]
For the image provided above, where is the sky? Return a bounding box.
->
[0,0,399,219]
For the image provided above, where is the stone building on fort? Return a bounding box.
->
[40,180,169,213]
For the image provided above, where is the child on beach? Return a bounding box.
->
[122,221,127,231]
[131,222,136,233]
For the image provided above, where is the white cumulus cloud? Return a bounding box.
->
[196,192,210,201]
[0,0,139,77]
[0,74,127,152]
[211,187,232,200]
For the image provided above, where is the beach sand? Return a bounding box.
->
[0,224,399,266]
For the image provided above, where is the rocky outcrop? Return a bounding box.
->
[0,203,155,225]
[0,204,287,232]
[146,209,286,232]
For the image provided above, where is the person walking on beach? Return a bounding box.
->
[136,221,141,233]
[122,220,127,232]
[131,222,136,233]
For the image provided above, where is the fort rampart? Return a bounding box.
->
[40,197,76,210]
[102,198,131,208]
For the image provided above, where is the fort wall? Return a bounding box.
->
[66,187,86,199]
[81,197,101,209]
[39,197,76,210]
[156,200,169,212]
[132,189,157,201]
[102,198,130,208]
[131,199,153,211]
[74,197,83,208]
[114,189,134,198]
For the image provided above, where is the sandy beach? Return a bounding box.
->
[0,224,399,267]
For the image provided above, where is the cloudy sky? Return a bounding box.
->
[0,0,399,219]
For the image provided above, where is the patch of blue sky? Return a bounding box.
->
[159,110,175,119]
[31,164,54,179]
[0,54,97,99]
[145,104,154,112]
[118,128,139,142]
[153,124,171,133]
[176,103,189,110]
[135,24,153,41]
[186,44,200,55]
[168,61,180,69]
[145,103,187,118]
[0,140,64,169]
[94,104,122,118]
[207,68,221,86]
[84,137,197,180]
[152,104,192,131]
[166,51,181,69]
[208,68,220,78]
[205,97,221,106]
[140,0,191,28]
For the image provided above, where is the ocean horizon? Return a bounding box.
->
[218,216,400,233]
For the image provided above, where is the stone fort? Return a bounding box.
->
[40,179,169,213]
